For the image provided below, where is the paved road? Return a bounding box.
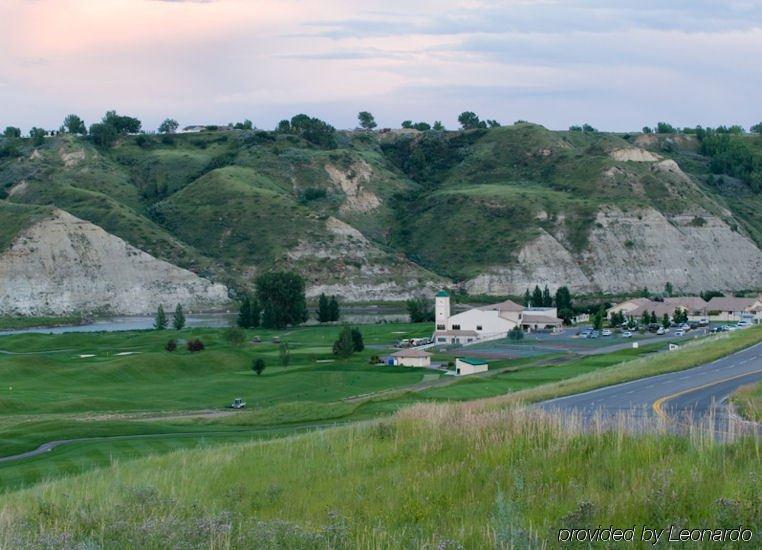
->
[540,341,762,436]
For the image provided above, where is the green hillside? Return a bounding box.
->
[1,124,760,294]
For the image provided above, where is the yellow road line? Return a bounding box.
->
[652,367,762,420]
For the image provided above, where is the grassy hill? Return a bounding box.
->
[1,125,760,299]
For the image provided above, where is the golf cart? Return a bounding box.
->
[229,397,246,409]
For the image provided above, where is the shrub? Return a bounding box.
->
[223,327,245,346]
[508,326,524,341]
[165,339,177,352]
[187,339,205,353]
[252,358,266,376]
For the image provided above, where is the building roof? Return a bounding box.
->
[663,296,707,311]
[479,299,524,313]
[434,329,479,336]
[706,296,758,312]
[436,290,450,298]
[522,314,563,325]
[458,357,488,366]
[628,302,681,318]
[391,349,432,358]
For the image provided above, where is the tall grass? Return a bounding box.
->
[0,402,758,548]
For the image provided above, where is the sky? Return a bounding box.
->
[1,0,761,133]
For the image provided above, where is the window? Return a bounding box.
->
[476,325,482,331]
[436,324,445,330]
[452,324,461,330]
[437,337,446,343]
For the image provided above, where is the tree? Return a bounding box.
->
[656,122,676,134]
[640,287,650,298]
[237,295,260,328]
[351,328,364,352]
[328,296,340,322]
[154,305,168,330]
[279,341,290,367]
[458,111,483,130]
[332,325,355,358]
[662,313,670,329]
[283,114,336,148]
[592,307,605,330]
[3,126,21,138]
[554,286,573,325]
[233,119,253,130]
[664,282,674,297]
[642,126,653,134]
[569,125,583,132]
[256,272,307,329]
[412,122,431,131]
[751,122,762,134]
[317,293,331,323]
[406,296,434,323]
[252,358,266,376]
[508,326,524,341]
[165,339,177,352]
[530,285,543,307]
[223,327,245,346]
[102,110,142,134]
[172,304,186,330]
[523,289,531,307]
[63,114,86,135]
[641,311,650,326]
[649,311,657,325]
[29,127,46,146]
[401,120,414,129]
[542,285,553,307]
[158,118,179,134]
[582,123,597,133]
[357,111,377,130]
[187,338,205,352]
[486,119,500,128]
[432,121,445,131]
[89,122,118,147]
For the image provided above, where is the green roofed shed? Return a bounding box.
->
[459,357,488,366]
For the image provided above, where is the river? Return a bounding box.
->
[0,306,410,336]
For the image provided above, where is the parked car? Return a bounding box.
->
[621,331,633,338]
[656,327,665,335]
[675,330,685,337]
[601,329,612,337]
[679,323,691,331]
[698,319,709,326]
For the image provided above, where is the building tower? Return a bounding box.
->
[435,290,450,330]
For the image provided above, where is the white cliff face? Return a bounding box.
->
[0,210,229,315]
[466,207,762,295]
[288,217,441,301]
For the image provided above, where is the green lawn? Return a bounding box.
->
[0,324,431,418]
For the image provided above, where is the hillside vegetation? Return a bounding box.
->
[1,124,761,305]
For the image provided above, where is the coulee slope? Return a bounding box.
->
[1,124,761,314]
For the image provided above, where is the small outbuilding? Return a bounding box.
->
[390,349,432,368]
[455,357,489,376]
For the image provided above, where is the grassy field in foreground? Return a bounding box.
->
[0,405,759,548]
[732,381,762,422]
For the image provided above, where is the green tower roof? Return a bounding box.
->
[436,290,449,298]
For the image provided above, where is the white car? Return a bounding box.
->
[601,329,612,336]
[675,330,685,337]
[621,331,633,338]
[656,327,665,335]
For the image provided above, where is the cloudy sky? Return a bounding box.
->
[1,0,760,132]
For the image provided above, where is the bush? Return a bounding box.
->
[252,358,266,376]
[223,327,245,346]
[508,326,524,341]
[165,339,177,352]
[187,339,205,353]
